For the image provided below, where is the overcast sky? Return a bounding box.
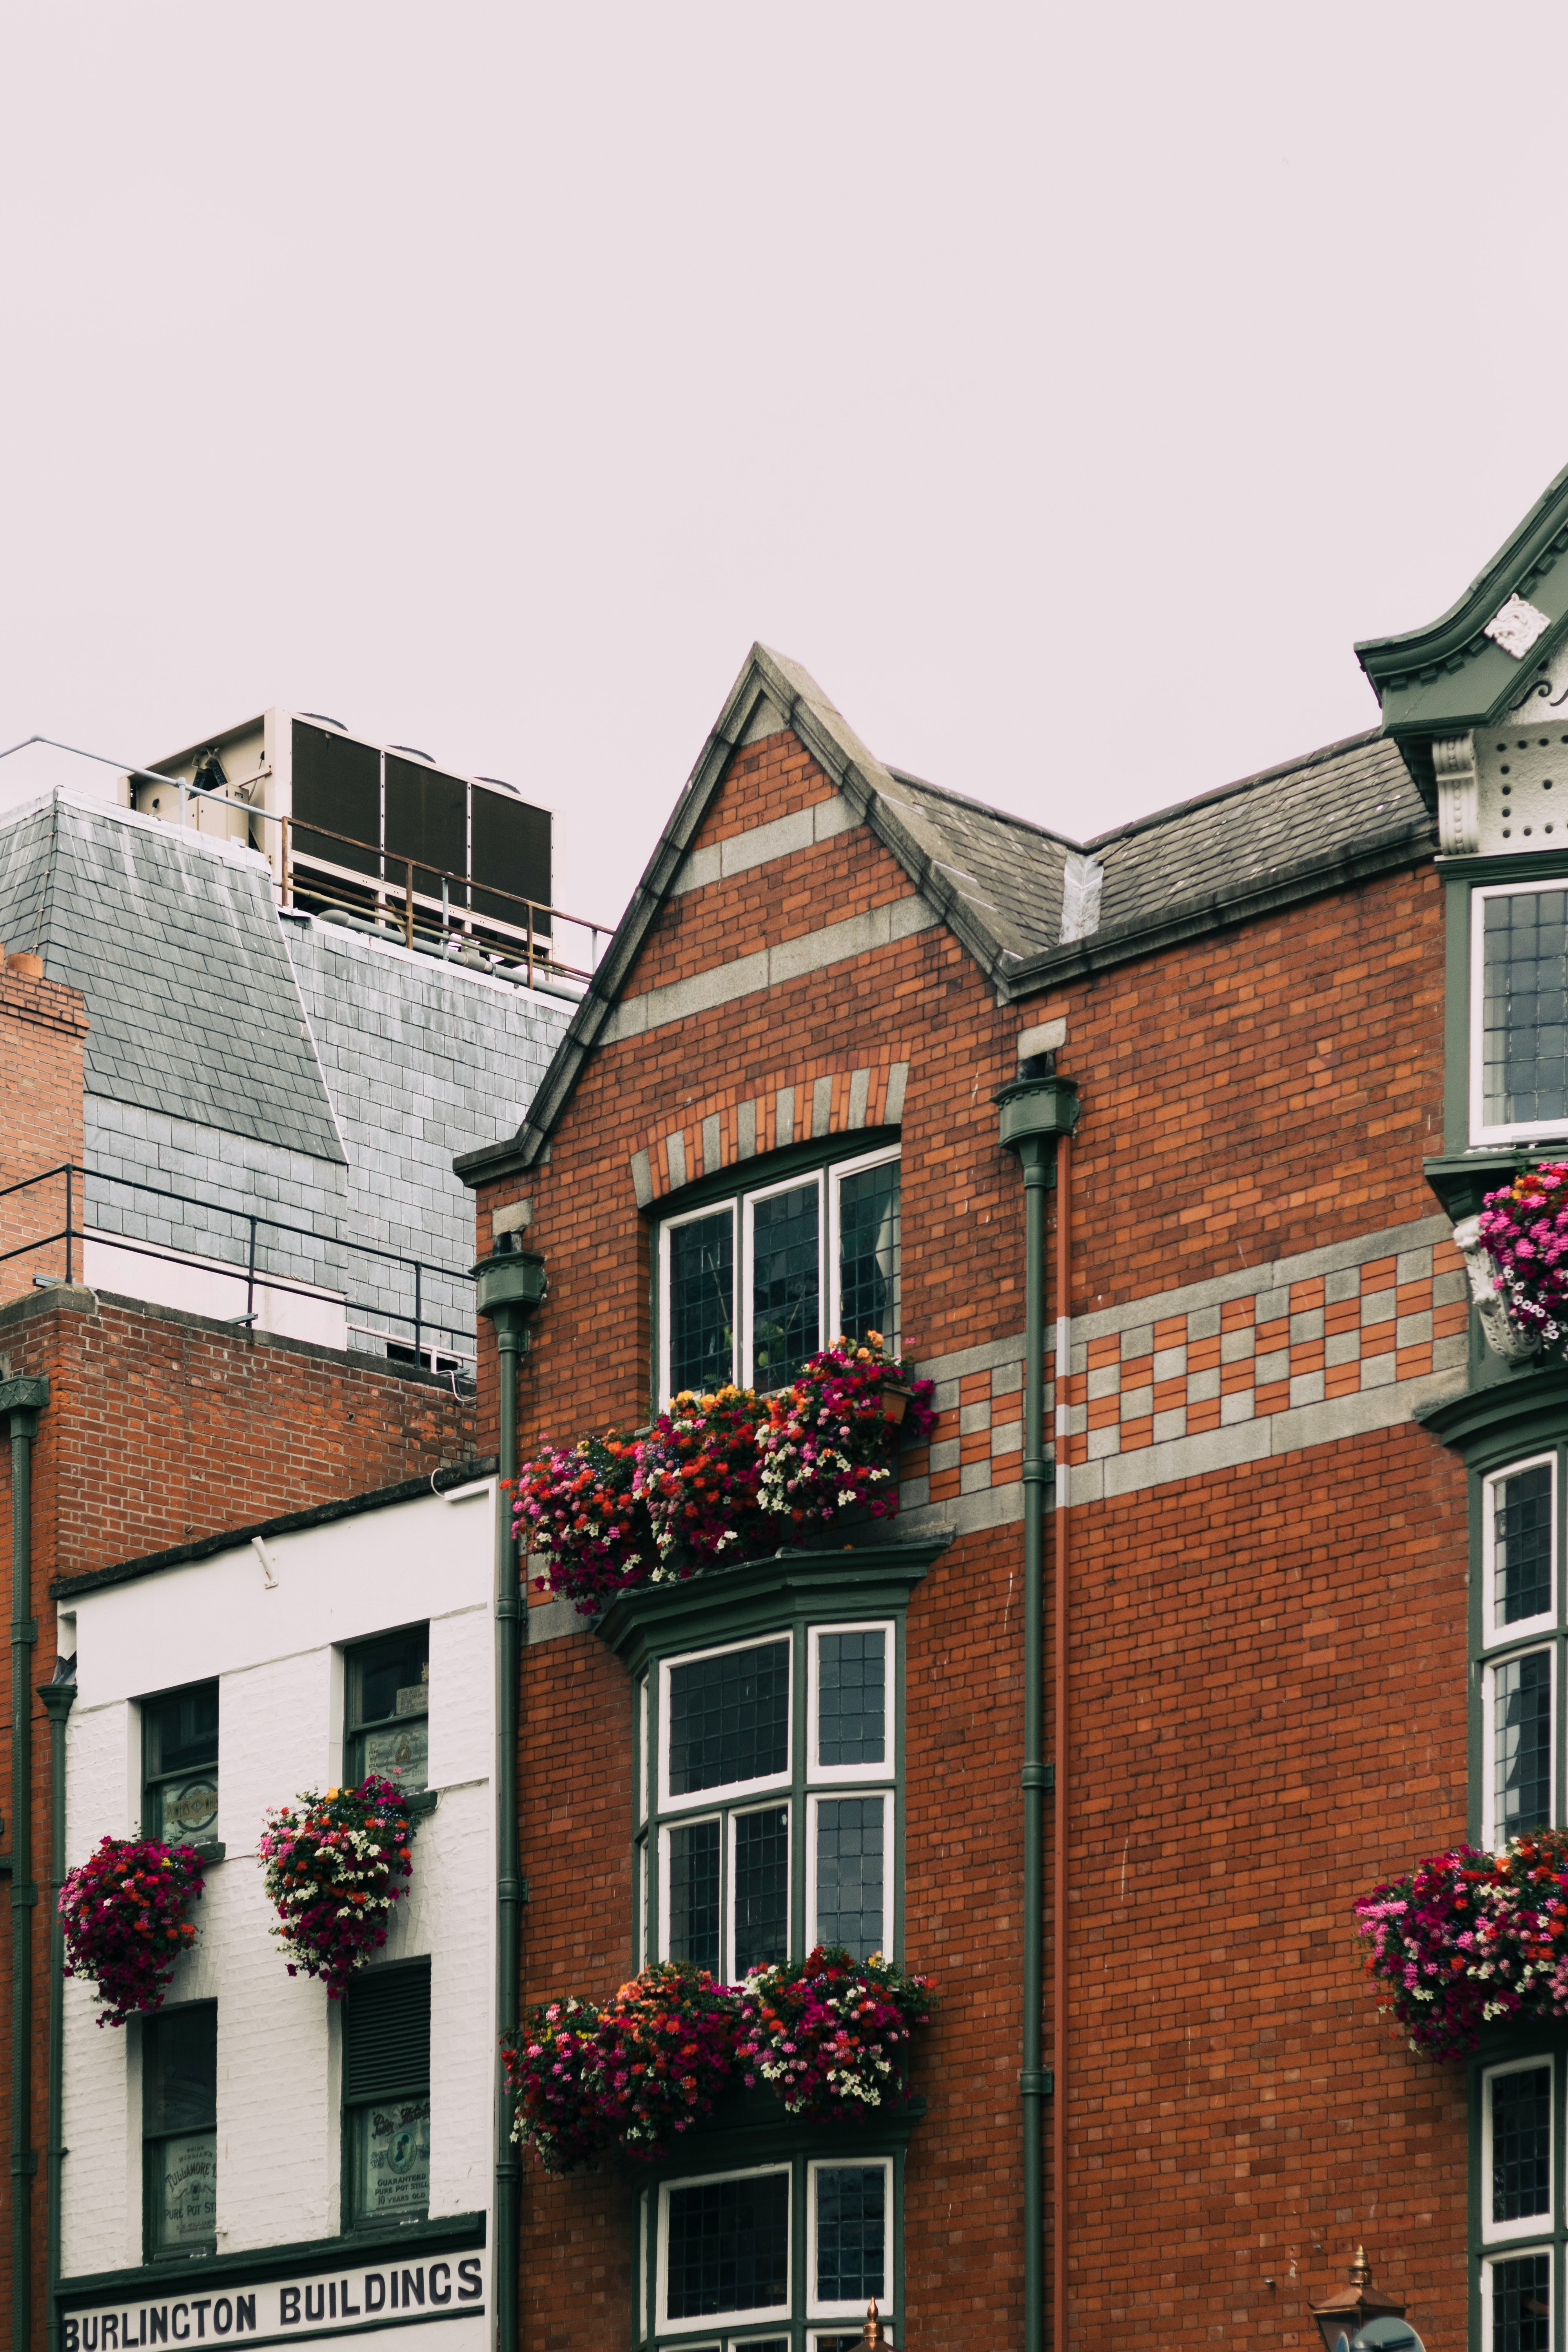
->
[2,4,1565,934]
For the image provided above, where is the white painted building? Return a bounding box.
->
[51,1470,497,2352]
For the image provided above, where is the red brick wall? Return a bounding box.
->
[474,726,1462,2345]
[0,964,87,1305]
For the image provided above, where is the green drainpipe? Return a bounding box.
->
[997,1071,1077,2352]
[39,1670,75,2352]
[2,1375,48,2352]
[473,1245,547,2352]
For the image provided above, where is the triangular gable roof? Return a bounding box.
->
[1356,459,1568,755]
[455,644,1433,1186]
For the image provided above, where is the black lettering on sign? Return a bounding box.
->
[171,2310,190,2343]
[303,2289,325,2325]
[388,2275,398,2314]
[457,2259,482,2302]
[212,2301,232,2337]
[277,2291,299,2328]
[62,2326,79,2352]
[340,2281,361,2319]
[191,2302,212,2341]
[103,2319,118,2350]
[401,2270,424,2308]
[428,2264,451,2306]
[150,2313,170,2347]
[363,2276,386,2314]
[234,2301,255,2338]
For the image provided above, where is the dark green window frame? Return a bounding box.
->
[140,1681,220,1851]
[341,1958,431,2232]
[636,2150,905,2350]
[649,1130,902,1412]
[344,1623,430,1797]
[142,2000,218,2262]
[1439,853,1568,1158]
[1470,1441,1568,1853]
[1469,2025,1568,2350]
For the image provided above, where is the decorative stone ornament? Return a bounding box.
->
[1451,1213,1541,1361]
[1432,734,1479,855]
[1485,593,1553,661]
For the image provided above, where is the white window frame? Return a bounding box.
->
[1483,1641,1558,1849]
[727,1800,793,1982]
[806,2157,895,2322]
[656,2165,792,2336]
[1483,2055,1557,2243]
[806,1789,893,1958]
[1484,1455,1558,1648]
[809,1621,895,1784]
[742,1169,826,1391]
[1481,2245,1555,2344]
[658,1635,793,1816]
[1471,878,1568,1145]
[826,1143,902,1351]
[659,1199,739,1401]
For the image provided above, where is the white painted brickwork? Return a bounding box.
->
[58,1484,494,2280]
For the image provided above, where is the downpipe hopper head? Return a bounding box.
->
[996,1068,1079,1157]
[472,1245,548,1333]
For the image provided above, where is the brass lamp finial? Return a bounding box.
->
[1349,2246,1371,2288]
[860,2302,888,2347]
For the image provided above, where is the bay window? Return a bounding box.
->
[1472,880,1568,1145]
[639,1623,897,1980]
[657,1146,900,1402]
[641,2157,897,2347]
[1478,1455,1563,1848]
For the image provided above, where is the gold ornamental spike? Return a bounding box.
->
[860,2301,889,2347]
[1348,2247,1371,2287]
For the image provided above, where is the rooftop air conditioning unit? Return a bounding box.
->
[127,712,552,951]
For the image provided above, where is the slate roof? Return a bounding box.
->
[0,791,345,1161]
[457,645,1437,1181]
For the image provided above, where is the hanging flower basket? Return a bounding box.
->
[508,1428,661,1615]
[633,1387,769,1572]
[1356,1829,1568,2061]
[257,1777,415,1998]
[757,1337,935,1534]
[504,1962,736,2173]
[60,1836,207,2029]
[1463,1163,1568,1359]
[733,1946,938,2115]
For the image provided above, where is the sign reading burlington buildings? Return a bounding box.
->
[61,2252,485,2348]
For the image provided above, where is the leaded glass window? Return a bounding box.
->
[655,1146,900,1403]
[647,2160,897,2342]
[1478,886,1568,1138]
[1490,2063,1553,2227]
[649,1623,893,1980]
[668,1210,736,1398]
[343,1960,430,2228]
[1493,1650,1553,1842]
[143,2002,217,2259]
[1487,2252,1551,2351]
[1493,1461,1557,1633]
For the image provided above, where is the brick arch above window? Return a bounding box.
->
[628,1056,911,1207]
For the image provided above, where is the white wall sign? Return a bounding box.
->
[61,2250,485,2350]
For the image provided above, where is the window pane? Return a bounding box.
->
[733,1808,789,1975]
[1491,2253,1551,2351]
[751,1183,820,1387]
[350,1628,430,1794]
[147,1684,219,1777]
[818,1632,886,1767]
[815,1799,885,1958]
[150,2131,217,2252]
[1495,1652,1553,1837]
[816,2166,886,2305]
[670,1212,735,1397]
[146,2005,217,2135]
[838,1160,900,1352]
[1493,2066,1553,2223]
[358,1715,429,1795]
[666,2173,790,2318]
[1496,1466,1554,1626]
[1483,892,1568,1128]
[350,2095,431,2224]
[669,1642,790,1794]
[156,1770,219,1844]
[669,1819,722,1974]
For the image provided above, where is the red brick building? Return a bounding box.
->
[456,481,1568,2350]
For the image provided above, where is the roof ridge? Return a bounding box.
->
[1085,726,1388,854]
